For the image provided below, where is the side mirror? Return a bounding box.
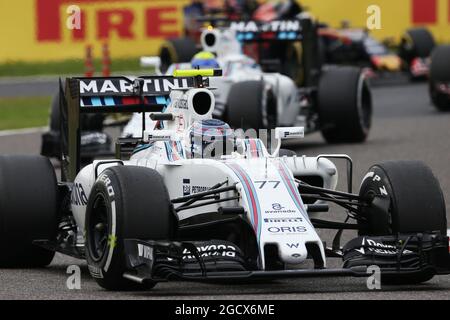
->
[272,127,304,157]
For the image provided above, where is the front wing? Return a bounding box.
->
[123,234,450,284]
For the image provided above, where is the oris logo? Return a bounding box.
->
[267,226,307,234]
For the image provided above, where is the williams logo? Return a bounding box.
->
[264,203,296,214]
[272,203,284,210]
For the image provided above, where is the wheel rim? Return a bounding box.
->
[88,193,109,262]
[360,187,393,235]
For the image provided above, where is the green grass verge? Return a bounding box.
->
[0,96,52,130]
[0,57,143,77]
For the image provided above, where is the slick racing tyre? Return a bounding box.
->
[227,80,277,130]
[85,166,176,290]
[429,45,450,111]
[358,160,446,284]
[0,155,58,267]
[318,66,372,143]
[159,37,198,73]
[400,28,435,65]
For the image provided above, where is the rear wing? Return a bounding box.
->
[73,76,197,113]
[230,20,303,42]
[229,17,321,86]
[61,72,220,181]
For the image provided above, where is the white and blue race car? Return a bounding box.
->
[41,17,373,166]
[1,70,448,290]
[139,17,372,143]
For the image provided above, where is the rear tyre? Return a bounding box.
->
[358,161,446,284]
[227,81,277,130]
[318,66,372,143]
[429,45,450,111]
[85,166,176,290]
[0,155,58,267]
[159,38,198,73]
[400,28,435,65]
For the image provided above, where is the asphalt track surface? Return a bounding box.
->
[0,82,449,300]
[0,77,58,97]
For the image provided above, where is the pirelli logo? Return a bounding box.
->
[412,0,450,24]
[36,0,182,42]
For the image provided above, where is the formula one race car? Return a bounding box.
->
[42,15,372,165]
[162,0,435,82]
[1,70,448,290]
[153,16,373,143]
[429,45,450,111]
[319,26,435,80]
[158,0,302,74]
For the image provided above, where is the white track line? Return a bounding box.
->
[0,126,48,137]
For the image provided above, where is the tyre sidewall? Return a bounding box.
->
[359,162,447,235]
[85,170,127,288]
[358,166,395,235]
[85,167,174,290]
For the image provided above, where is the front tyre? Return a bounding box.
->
[399,28,435,65]
[358,160,447,284]
[85,166,176,290]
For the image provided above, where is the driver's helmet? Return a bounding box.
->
[188,119,234,158]
[191,51,220,69]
